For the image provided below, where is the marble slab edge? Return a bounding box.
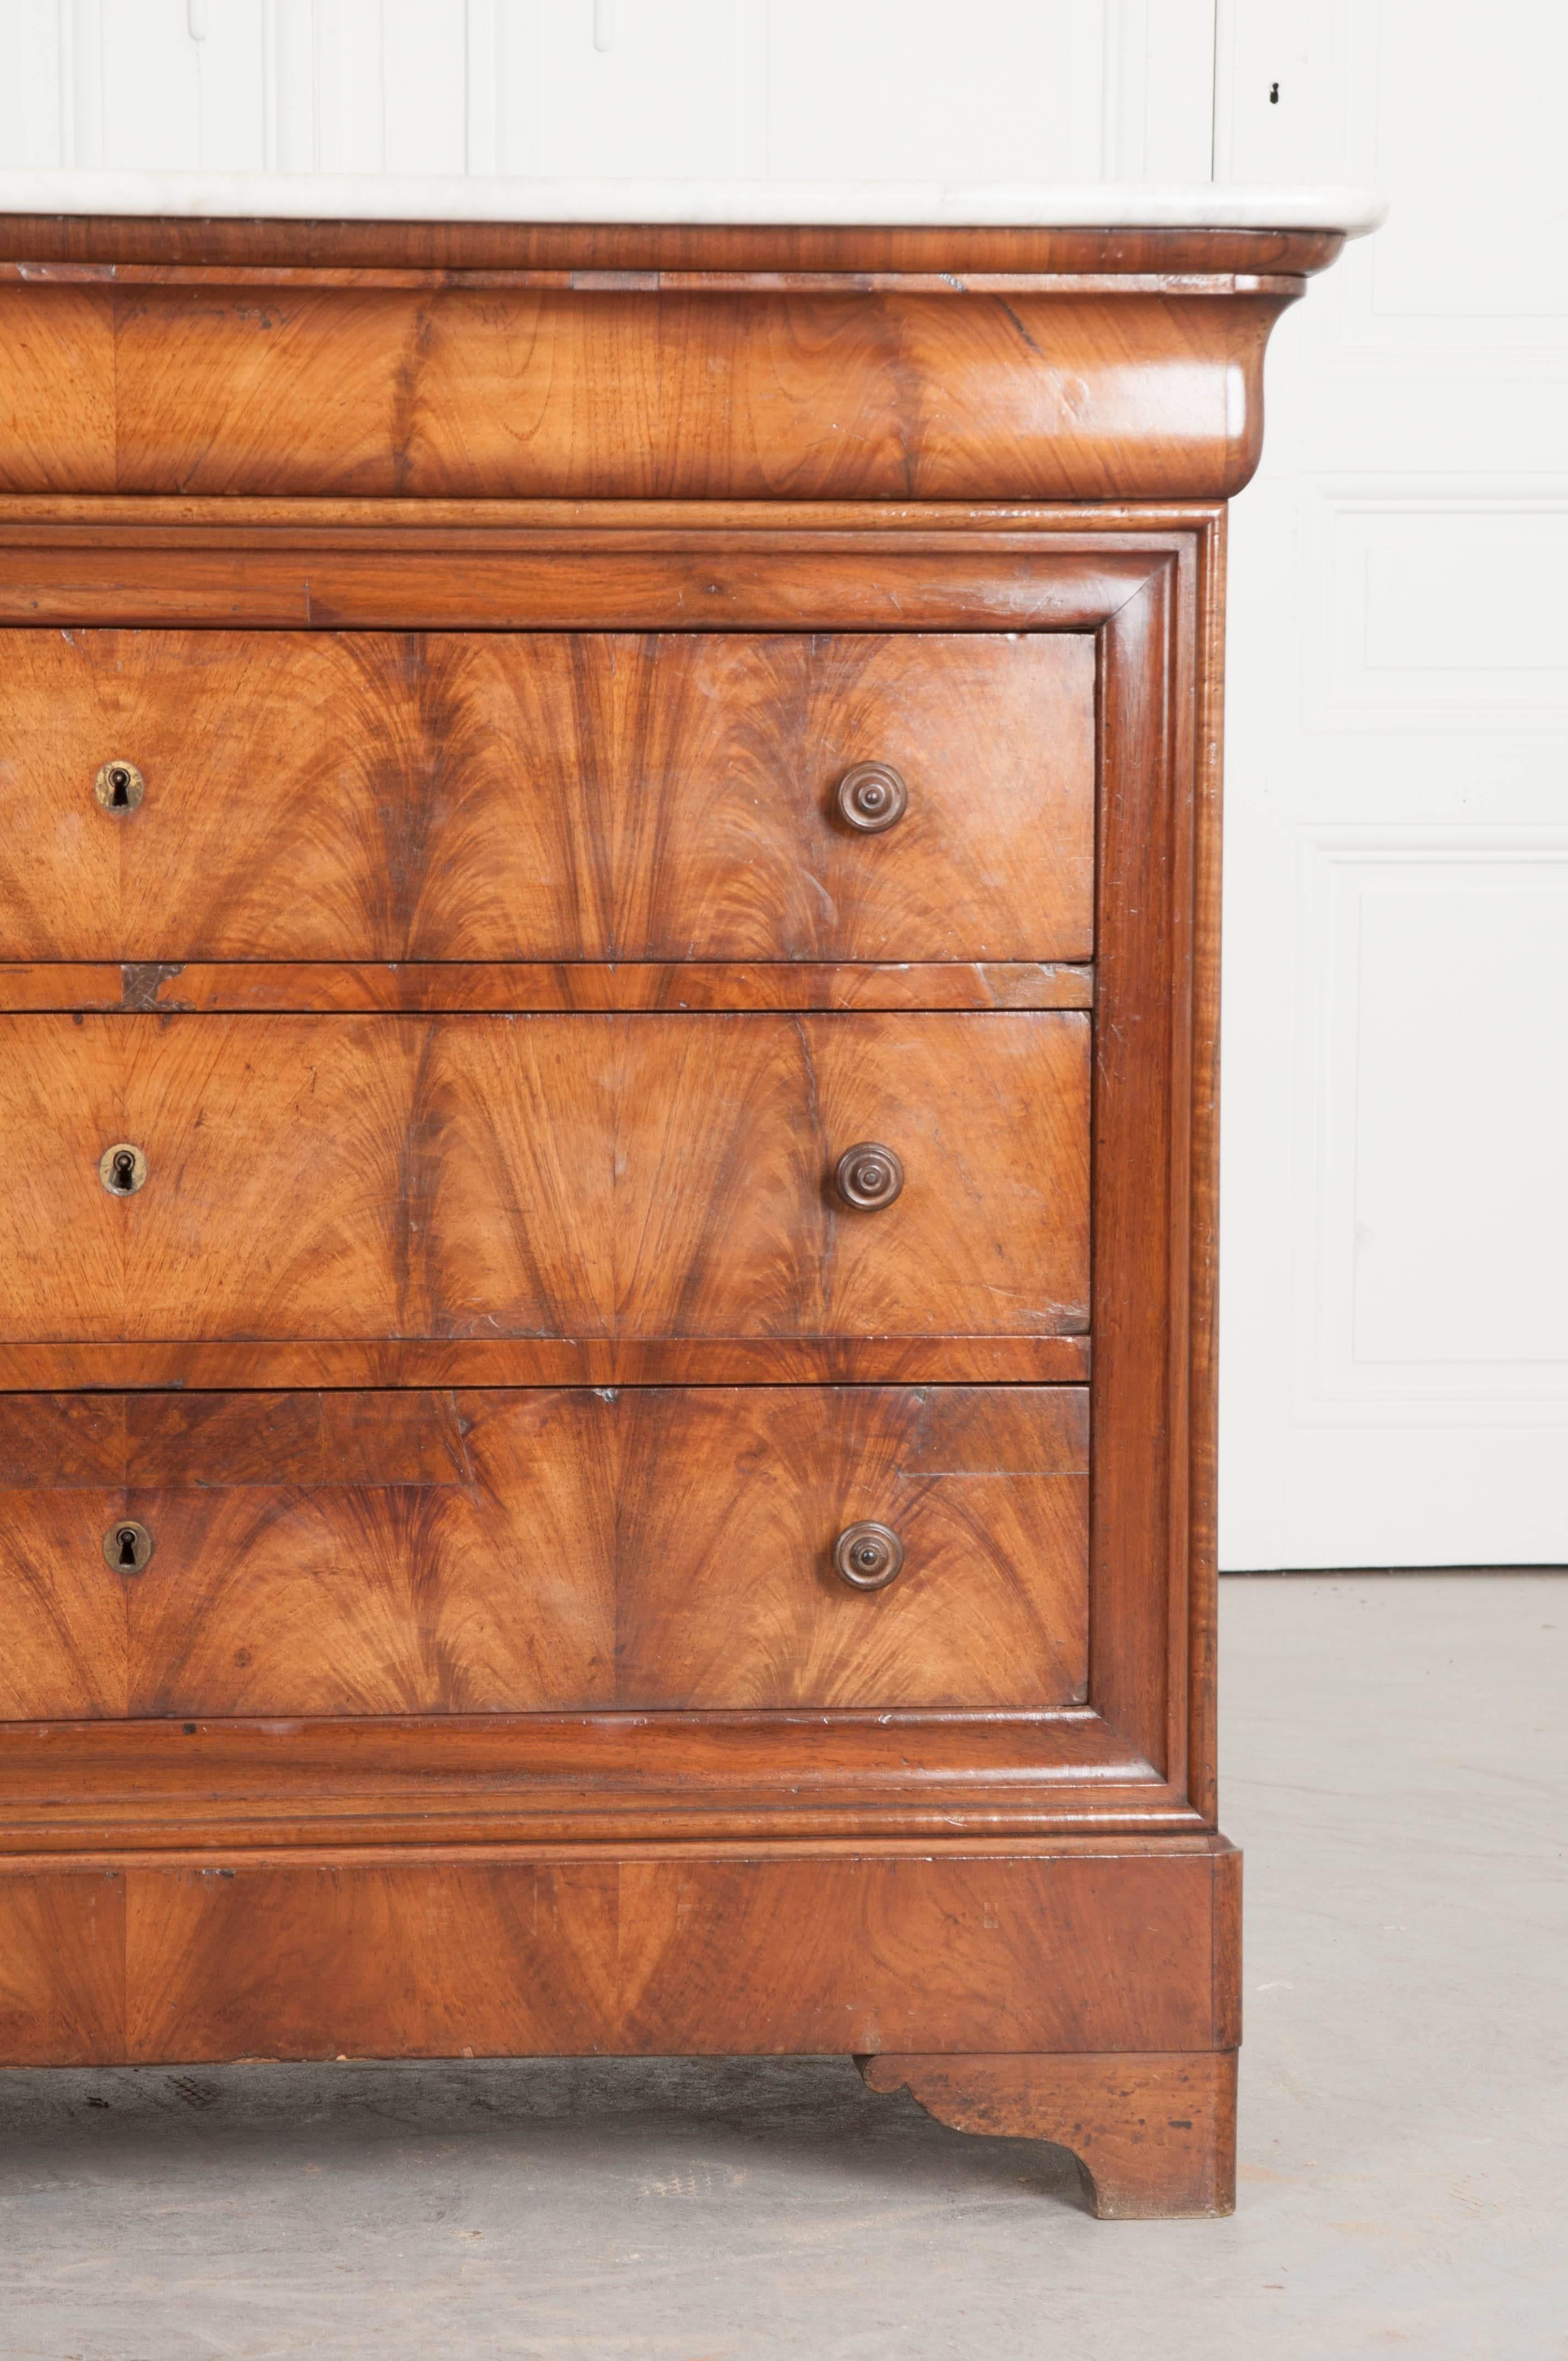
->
[0,169,1389,235]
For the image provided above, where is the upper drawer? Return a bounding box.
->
[0,1010,1087,1346]
[1,271,1283,503]
[0,629,1093,963]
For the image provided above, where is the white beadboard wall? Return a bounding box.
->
[1,2,1564,1572]
[0,2,1218,182]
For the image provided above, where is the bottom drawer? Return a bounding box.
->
[0,1387,1087,1718]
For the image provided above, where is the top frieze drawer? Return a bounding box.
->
[0,628,1093,965]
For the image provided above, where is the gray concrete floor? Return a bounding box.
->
[1,1572,1564,2359]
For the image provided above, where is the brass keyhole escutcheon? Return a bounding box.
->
[99,1141,149,1195]
[834,1141,904,1211]
[103,1519,154,1573]
[835,762,908,834]
[833,1522,904,1591]
[93,760,145,814]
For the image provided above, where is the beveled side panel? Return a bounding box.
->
[0,281,1293,499]
[0,1386,1087,1718]
[1089,550,1207,1791]
[0,1011,1088,1348]
[0,630,1093,964]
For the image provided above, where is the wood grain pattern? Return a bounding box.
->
[0,527,1179,634]
[0,274,1297,501]
[0,219,1311,2180]
[0,1845,1227,2065]
[613,1013,1088,1342]
[0,216,1346,276]
[614,1386,1086,1711]
[1186,508,1227,1825]
[0,510,1209,1801]
[859,2050,1238,2218]
[1213,1844,1244,2053]
[0,1386,1086,1720]
[0,1391,615,1722]
[0,1716,1184,1857]
[0,515,1211,1804]
[0,492,1215,532]
[125,1858,621,2065]
[0,1334,1091,1391]
[0,1866,126,2065]
[0,629,1092,963]
[0,1386,471,1487]
[0,1011,1088,1347]
[1091,553,1194,1787]
[7,266,1309,301]
[608,1853,1222,2055]
[0,962,1094,1015]
[0,286,115,493]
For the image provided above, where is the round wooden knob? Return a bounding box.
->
[94,760,145,814]
[834,1522,904,1590]
[834,1141,903,1210]
[102,1519,154,1573]
[836,762,907,833]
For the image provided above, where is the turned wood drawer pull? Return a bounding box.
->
[836,761,908,833]
[834,1141,903,1210]
[99,1141,148,1195]
[103,1519,154,1573]
[94,760,145,814]
[833,1521,905,1590]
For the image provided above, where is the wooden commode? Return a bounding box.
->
[0,204,1349,2217]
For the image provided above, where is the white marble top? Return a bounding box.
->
[0,170,1386,235]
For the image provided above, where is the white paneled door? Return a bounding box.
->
[0,1,1561,1568]
[1217,0,1568,1566]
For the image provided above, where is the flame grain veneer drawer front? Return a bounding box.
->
[0,1010,1088,1345]
[0,1386,1088,1718]
[0,630,1093,964]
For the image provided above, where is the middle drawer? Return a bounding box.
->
[0,1011,1088,1345]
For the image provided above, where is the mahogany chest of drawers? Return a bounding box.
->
[0,209,1342,2218]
